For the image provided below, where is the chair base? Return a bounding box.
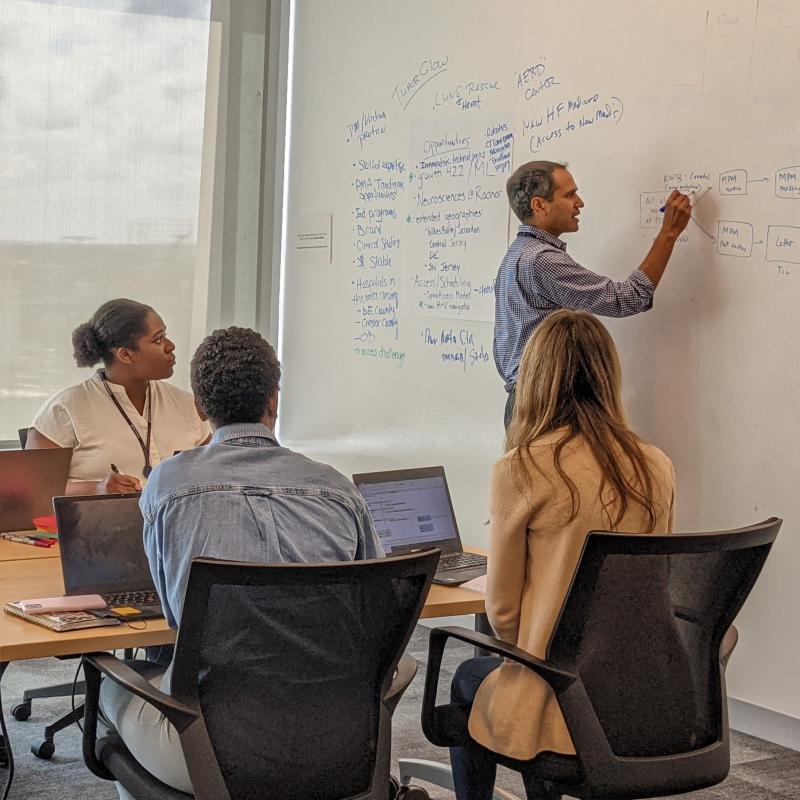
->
[398,758,522,800]
[12,680,87,722]
[30,703,85,760]
[20,649,132,760]
[22,679,86,703]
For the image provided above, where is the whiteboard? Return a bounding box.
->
[280,1,800,722]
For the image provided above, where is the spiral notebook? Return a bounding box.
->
[3,601,121,632]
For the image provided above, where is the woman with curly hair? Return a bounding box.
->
[27,298,208,494]
[449,310,678,800]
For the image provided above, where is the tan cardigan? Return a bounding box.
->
[468,430,675,761]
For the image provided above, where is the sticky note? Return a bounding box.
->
[110,606,141,616]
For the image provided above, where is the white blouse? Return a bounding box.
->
[31,371,210,483]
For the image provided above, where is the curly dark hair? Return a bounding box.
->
[72,298,153,367]
[191,327,281,426]
[506,160,566,222]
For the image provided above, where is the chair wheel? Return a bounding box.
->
[31,738,55,760]
[11,702,31,721]
[397,787,430,800]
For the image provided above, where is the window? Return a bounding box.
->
[0,0,212,441]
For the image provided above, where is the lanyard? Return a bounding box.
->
[101,373,153,478]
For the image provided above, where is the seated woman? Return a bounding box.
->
[27,298,209,495]
[450,310,676,800]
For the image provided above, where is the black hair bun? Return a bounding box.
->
[72,322,104,367]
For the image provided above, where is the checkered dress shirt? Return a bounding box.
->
[493,225,655,392]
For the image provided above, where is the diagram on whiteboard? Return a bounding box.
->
[331,10,800,378]
[640,166,800,273]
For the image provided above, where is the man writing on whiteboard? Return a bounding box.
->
[494,160,692,427]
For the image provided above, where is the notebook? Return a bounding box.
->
[352,466,487,585]
[53,493,164,620]
[0,448,72,532]
[3,601,121,632]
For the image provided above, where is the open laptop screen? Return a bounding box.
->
[54,494,156,597]
[353,466,462,556]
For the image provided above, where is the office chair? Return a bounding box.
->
[403,518,780,800]
[10,424,88,758]
[81,549,439,800]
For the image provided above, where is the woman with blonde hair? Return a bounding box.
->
[449,310,677,800]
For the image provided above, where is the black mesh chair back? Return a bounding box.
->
[169,551,438,800]
[544,518,781,795]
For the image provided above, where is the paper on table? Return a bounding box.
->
[460,574,487,593]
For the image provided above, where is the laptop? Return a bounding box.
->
[352,466,487,585]
[0,448,72,532]
[53,493,163,620]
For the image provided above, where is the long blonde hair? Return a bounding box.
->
[506,310,659,531]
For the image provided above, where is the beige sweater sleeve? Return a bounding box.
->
[486,457,531,645]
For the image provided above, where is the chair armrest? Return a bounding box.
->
[81,652,199,782]
[421,626,576,746]
[81,653,108,780]
[82,653,231,800]
[434,626,576,686]
[384,652,418,714]
[83,652,198,731]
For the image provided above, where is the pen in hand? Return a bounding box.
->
[660,186,710,213]
[108,463,142,493]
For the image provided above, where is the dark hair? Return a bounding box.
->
[72,299,154,367]
[191,327,281,426]
[506,160,566,222]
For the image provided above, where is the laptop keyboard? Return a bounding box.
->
[104,589,160,607]
[438,552,487,572]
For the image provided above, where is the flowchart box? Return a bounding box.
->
[716,221,753,257]
[719,170,747,195]
[766,225,800,264]
[640,192,663,228]
[775,167,800,199]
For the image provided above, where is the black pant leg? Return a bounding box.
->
[449,657,503,800]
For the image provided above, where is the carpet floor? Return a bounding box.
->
[1,624,797,799]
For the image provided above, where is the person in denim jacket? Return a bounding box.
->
[100,326,383,799]
[140,325,383,635]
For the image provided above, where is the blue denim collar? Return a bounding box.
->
[210,422,278,446]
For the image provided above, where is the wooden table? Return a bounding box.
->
[0,554,486,794]
[0,557,485,662]
[0,559,171,662]
[0,537,60,563]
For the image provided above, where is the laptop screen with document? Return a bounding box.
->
[352,466,463,556]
